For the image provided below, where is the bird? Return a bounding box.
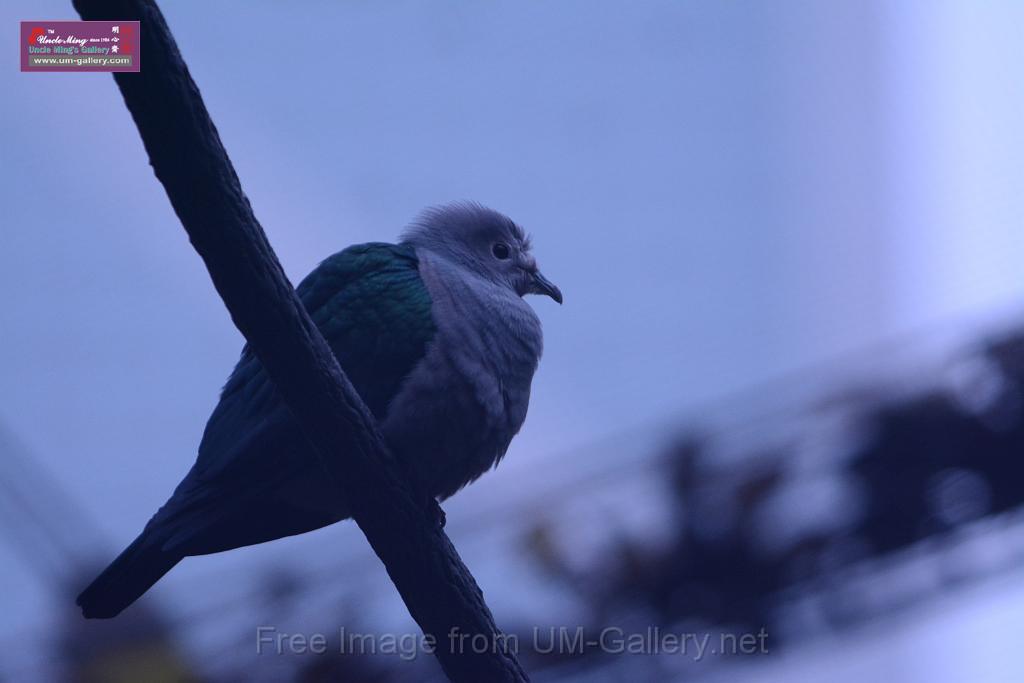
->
[77,202,561,618]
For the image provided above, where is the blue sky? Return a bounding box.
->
[3,2,1024,680]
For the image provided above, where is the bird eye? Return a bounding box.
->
[492,243,511,260]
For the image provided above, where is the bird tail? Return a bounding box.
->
[77,529,181,619]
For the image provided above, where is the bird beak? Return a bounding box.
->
[528,270,563,304]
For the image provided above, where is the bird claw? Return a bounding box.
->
[427,497,447,528]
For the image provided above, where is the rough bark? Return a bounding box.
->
[71,1,529,680]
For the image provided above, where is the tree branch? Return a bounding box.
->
[70,1,529,680]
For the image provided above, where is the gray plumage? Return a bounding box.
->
[395,203,551,497]
[78,202,561,617]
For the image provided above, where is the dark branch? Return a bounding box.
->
[70,1,528,680]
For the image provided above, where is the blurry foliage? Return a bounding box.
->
[523,330,1024,660]
[34,329,1024,682]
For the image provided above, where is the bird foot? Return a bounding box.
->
[427,497,447,529]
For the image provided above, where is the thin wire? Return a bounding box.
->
[0,422,108,569]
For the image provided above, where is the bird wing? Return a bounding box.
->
[195,241,436,481]
[152,242,436,551]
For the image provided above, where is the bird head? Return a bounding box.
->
[402,202,562,304]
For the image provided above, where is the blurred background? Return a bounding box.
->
[3,1,1024,681]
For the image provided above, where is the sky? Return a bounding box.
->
[2,1,1024,680]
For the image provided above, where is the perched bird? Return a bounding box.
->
[78,203,561,618]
